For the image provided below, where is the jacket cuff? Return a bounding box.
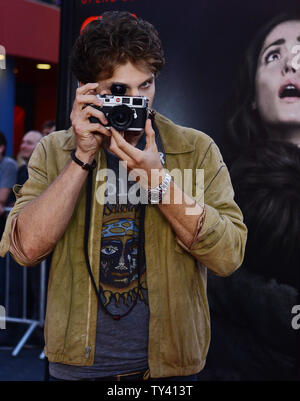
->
[176,204,221,252]
[9,216,49,266]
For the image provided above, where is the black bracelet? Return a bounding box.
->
[71,149,97,171]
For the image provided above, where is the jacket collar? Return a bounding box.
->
[154,112,195,154]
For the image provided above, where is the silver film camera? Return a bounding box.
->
[89,91,149,132]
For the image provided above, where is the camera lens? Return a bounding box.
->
[108,105,134,131]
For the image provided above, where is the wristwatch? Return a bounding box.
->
[147,172,172,204]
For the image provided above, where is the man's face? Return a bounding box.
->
[97,61,155,108]
[20,131,42,162]
[90,61,156,143]
[254,20,300,131]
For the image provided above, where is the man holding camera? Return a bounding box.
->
[0,11,247,381]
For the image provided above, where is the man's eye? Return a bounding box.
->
[265,50,281,64]
[140,80,152,89]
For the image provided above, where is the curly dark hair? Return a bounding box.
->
[224,11,300,163]
[70,11,165,83]
[231,140,300,287]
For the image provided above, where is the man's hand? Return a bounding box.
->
[70,83,111,163]
[109,119,163,188]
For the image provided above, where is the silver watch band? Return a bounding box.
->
[147,173,172,204]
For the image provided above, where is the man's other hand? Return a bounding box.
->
[70,82,111,163]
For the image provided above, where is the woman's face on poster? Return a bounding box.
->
[254,20,300,130]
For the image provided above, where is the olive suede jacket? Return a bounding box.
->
[0,113,247,378]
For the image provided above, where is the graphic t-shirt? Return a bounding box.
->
[100,202,147,313]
